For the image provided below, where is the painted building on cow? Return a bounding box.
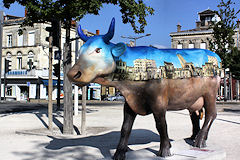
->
[0,14,93,101]
[113,56,220,81]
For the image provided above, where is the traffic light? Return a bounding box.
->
[5,59,11,73]
[53,63,60,77]
[45,20,60,47]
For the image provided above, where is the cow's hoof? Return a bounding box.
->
[113,150,126,160]
[157,148,172,157]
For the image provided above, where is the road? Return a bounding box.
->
[0,100,124,114]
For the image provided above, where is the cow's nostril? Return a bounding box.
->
[73,71,82,79]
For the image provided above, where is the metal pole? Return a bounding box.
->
[3,59,6,100]
[0,11,3,100]
[237,80,239,101]
[81,86,86,135]
[230,72,233,101]
[48,33,53,132]
[74,26,79,116]
[57,20,61,110]
[237,20,240,49]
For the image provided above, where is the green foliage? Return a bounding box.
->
[208,0,240,69]
[3,0,154,33]
[229,47,240,79]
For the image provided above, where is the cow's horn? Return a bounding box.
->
[103,18,115,42]
[77,25,89,42]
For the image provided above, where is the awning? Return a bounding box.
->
[42,79,63,86]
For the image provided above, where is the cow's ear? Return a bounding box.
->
[111,42,126,57]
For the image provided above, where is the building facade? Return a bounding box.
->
[170,9,239,50]
[0,15,90,101]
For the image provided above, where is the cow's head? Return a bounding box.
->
[67,18,126,86]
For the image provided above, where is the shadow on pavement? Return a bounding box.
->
[34,108,81,135]
[45,129,160,158]
[223,108,240,114]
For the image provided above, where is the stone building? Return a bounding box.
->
[133,59,157,80]
[170,9,239,50]
[1,14,93,101]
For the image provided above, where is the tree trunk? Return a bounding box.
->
[48,34,53,133]
[63,19,73,135]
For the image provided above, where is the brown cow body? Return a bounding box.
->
[68,71,220,159]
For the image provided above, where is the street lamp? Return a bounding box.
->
[121,33,151,46]
[237,19,240,49]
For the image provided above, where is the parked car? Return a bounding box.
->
[104,94,125,101]
[216,95,224,101]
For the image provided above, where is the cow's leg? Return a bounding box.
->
[113,102,136,160]
[190,111,201,140]
[153,110,172,157]
[194,96,216,148]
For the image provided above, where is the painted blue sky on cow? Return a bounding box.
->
[75,17,221,82]
[117,47,221,68]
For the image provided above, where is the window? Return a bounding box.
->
[7,34,12,47]
[200,42,207,49]
[17,34,23,46]
[189,43,194,49]
[6,52,12,60]
[28,31,35,46]
[17,52,22,70]
[177,44,183,49]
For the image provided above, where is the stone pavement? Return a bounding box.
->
[0,103,239,160]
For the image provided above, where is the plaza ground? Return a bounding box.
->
[0,102,239,160]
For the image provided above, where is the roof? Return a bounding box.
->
[198,9,216,16]
[170,28,213,36]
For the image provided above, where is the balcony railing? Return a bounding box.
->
[2,69,63,78]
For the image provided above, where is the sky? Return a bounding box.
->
[0,0,239,48]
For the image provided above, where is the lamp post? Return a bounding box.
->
[121,33,151,46]
[237,19,240,49]
[0,11,3,100]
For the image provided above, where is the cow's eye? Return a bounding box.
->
[95,48,101,53]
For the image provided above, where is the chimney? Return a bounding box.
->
[237,19,240,28]
[177,23,181,32]
[196,21,201,29]
[96,30,100,35]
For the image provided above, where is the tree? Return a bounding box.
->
[209,0,239,68]
[3,0,154,134]
[208,0,240,101]
[229,47,240,80]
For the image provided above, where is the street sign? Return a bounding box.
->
[27,82,30,87]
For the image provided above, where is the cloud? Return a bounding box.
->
[151,44,169,49]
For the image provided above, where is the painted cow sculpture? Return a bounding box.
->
[67,18,221,159]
